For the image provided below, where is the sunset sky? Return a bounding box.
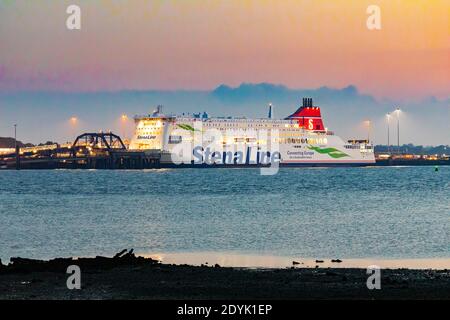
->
[0,0,448,100]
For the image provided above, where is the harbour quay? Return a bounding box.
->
[1,131,449,170]
[0,132,161,170]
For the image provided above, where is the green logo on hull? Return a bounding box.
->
[307,146,349,159]
[177,124,201,132]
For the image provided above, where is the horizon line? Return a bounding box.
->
[1,83,449,103]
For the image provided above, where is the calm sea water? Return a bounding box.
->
[0,167,449,262]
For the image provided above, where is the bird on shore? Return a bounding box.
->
[331,259,342,263]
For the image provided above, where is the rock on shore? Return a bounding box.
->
[0,250,449,300]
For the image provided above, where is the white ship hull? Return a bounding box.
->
[130,100,375,167]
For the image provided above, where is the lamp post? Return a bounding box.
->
[14,124,19,170]
[70,116,78,141]
[395,108,401,154]
[121,114,128,140]
[14,124,17,151]
[365,120,371,143]
[386,113,391,154]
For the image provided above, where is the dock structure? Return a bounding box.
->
[0,132,161,170]
[1,132,450,170]
[375,153,450,166]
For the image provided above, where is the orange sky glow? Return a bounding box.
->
[0,0,448,99]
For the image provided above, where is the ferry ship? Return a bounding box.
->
[129,98,375,166]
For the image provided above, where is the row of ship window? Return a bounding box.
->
[344,145,373,149]
[180,124,310,129]
[168,136,327,145]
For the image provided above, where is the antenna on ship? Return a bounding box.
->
[152,105,163,117]
[268,103,274,119]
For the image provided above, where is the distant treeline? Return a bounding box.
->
[0,137,56,149]
[375,144,450,155]
[0,137,33,148]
